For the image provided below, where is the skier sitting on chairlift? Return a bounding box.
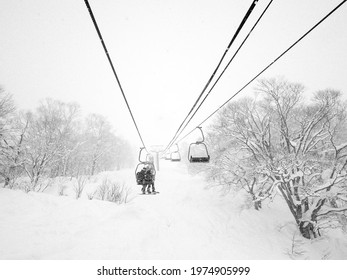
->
[139,164,156,194]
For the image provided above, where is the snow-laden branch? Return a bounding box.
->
[313,177,345,193]
[336,142,347,153]
[317,206,347,217]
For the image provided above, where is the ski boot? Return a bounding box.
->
[141,185,146,194]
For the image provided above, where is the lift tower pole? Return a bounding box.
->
[150,145,164,171]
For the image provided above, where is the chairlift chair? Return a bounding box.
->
[188,127,210,163]
[170,151,181,161]
[169,143,181,161]
[135,162,156,185]
[165,153,171,160]
[135,147,156,185]
[188,142,210,162]
[138,147,148,163]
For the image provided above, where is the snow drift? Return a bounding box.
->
[1,161,346,259]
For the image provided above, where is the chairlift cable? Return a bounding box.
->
[167,0,274,149]
[164,0,260,153]
[83,0,148,151]
[176,0,347,144]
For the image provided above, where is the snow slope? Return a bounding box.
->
[0,161,347,259]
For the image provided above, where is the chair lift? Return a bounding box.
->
[135,147,156,185]
[188,127,210,163]
[171,151,181,161]
[170,144,181,162]
[165,153,171,160]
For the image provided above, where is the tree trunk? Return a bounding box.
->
[252,193,262,210]
[63,157,69,176]
[254,200,262,210]
[91,159,96,176]
[278,183,320,239]
[299,221,319,239]
[4,176,10,187]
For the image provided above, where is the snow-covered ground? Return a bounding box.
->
[1,161,347,260]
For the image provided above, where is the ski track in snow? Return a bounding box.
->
[1,161,347,259]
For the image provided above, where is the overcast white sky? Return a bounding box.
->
[0,0,346,149]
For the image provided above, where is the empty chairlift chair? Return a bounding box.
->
[188,127,210,163]
[170,144,181,162]
[188,142,210,162]
[165,153,171,160]
[170,151,181,161]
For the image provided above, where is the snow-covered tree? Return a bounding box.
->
[21,99,80,189]
[208,78,347,239]
[257,79,347,239]
[1,90,134,188]
[69,114,133,176]
[83,114,115,175]
[207,97,274,210]
[0,87,18,187]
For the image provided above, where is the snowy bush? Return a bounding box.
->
[109,182,132,204]
[97,178,109,200]
[121,184,132,204]
[5,177,19,190]
[17,177,54,193]
[96,178,131,204]
[33,178,53,193]
[21,182,31,193]
[86,191,96,200]
[73,176,87,199]
[106,182,123,203]
[58,185,67,196]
